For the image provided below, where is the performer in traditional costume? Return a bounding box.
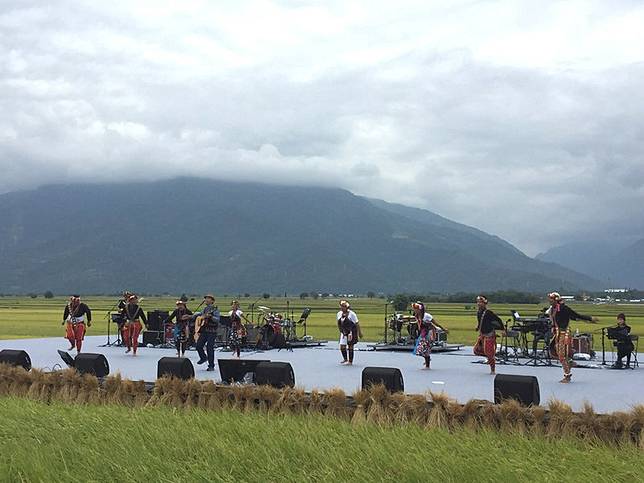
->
[194,295,220,370]
[474,295,504,374]
[337,300,362,365]
[411,301,445,369]
[116,291,132,346]
[228,300,248,359]
[62,295,92,353]
[123,294,147,356]
[547,292,597,383]
[612,313,634,369]
[166,300,193,357]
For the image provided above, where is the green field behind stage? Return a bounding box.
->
[0,397,642,483]
[1,296,643,346]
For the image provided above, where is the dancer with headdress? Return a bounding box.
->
[411,301,445,369]
[166,300,193,357]
[62,295,92,353]
[474,295,504,374]
[337,300,362,365]
[123,294,147,356]
[228,300,249,359]
[547,292,597,383]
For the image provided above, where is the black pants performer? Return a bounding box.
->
[196,331,216,369]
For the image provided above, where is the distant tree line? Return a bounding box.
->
[389,291,543,311]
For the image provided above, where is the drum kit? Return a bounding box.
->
[257,306,294,349]
[386,314,448,346]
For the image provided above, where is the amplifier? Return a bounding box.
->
[142,330,164,346]
[147,310,169,331]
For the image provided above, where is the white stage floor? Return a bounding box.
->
[1,336,641,414]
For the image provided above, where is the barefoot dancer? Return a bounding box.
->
[412,302,445,369]
[474,295,503,374]
[337,300,362,365]
[167,300,193,357]
[62,295,92,354]
[123,294,147,356]
[548,292,597,383]
[228,300,249,358]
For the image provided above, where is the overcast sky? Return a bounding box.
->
[1,0,643,255]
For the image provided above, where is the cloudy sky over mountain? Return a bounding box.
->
[1,0,643,254]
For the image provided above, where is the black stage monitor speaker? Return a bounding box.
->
[0,349,32,371]
[143,330,164,346]
[157,357,194,380]
[255,361,295,388]
[147,310,169,331]
[74,353,110,377]
[494,374,540,406]
[362,367,404,393]
[218,359,270,383]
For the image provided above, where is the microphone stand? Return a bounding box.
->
[601,327,606,365]
[99,300,120,347]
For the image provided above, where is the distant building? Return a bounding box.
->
[605,288,628,293]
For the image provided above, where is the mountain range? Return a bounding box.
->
[537,239,644,289]
[0,178,602,294]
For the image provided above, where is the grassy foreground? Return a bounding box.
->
[1,296,643,345]
[0,396,642,483]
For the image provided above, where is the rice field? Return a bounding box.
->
[1,296,642,346]
[0,396,642,482]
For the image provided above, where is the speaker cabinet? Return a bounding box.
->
[147,310,169,331]
[74,353,110,377]
[255,361,295,388]
[143,330,164,346]
[0,349,31,371]
[218,359,270,383]
[494,374,540,406]
[157,357,194,380]
[361,367,404,393]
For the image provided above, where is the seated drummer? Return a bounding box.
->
[613,313,634,369]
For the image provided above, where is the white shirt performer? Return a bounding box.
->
[337,300,362,365]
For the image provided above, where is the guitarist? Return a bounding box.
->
[194,295,220,371]
[62,295,92,353]
[166,300,193,357]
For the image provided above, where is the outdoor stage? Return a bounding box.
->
[0,336,641,414]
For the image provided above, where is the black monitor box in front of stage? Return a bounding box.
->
[494,374,540,406]
[361,367,404,393]
[157,357,195,380]
[219,359,270,383]
[0,349,32,371]
[147,310,169,331]
[255,361,295,388]
[75,353,110,378]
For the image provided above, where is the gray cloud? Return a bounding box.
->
[1,1,643,255]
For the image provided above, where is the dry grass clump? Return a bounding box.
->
[1,362,644,448]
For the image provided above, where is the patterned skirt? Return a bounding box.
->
[414,335,432,358]
[228,330,242,349]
